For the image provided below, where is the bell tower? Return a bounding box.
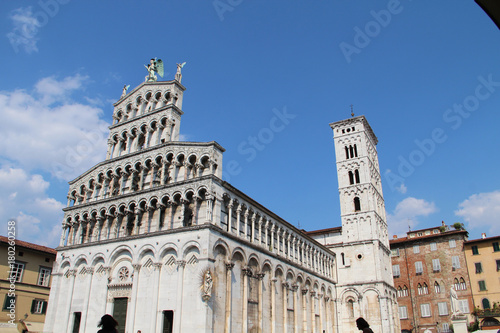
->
[328,115,398,333]
[330,115,388,246]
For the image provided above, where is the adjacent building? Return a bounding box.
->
[390,224,473,333]
[464,234,500,330]
[0,235,57,333]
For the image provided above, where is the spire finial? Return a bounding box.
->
[350,104,354,117]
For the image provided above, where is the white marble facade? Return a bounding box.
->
[44,79,340,333]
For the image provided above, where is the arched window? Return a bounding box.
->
[417,283,423,295]
[354,144,358,157]
[345,146,349,159]
[402,285,408,297]
[460,278,467,290]
[355,169,360,183]
[482,298,491,309]
[454,278,460,291]
[349,145,354,159]
[434,281,441,294]
[422,283,429,294]
[349,171,354,185]
[347,299,354,318]
[397,286,403,297]
[354,197,361,211]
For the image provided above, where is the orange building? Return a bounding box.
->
[464,234,500,330]
[390,224,473,333]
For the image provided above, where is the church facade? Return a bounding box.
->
[44,66,399,333]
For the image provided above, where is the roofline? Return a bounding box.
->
[389,229,468,245]
[0,235,57,255]
[465,235,500,244]
[306,227,342,236]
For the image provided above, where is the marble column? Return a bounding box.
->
[225,262,234,333]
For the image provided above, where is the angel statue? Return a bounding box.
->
[145,58,164,82]
[175,62,186,83]
[121,84,130,98]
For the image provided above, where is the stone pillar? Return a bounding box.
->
[225,262,234,333]
[80,267,94,333]
[63,269,77,333]
[283,282,288,333]
[128,264,141,332]
[258,217,264,245]
[227,199,233,233]
[310,291,316,333]
[270,224,276,252]
[160,161,169,185]
[59,224,67,247]
[302,288,308,333]
[242,267,251,333]
[256,273,265,333]
[139,167,146,190]
[205,194,214,223]
[292,284,299,332]
[236,205,242,236]
[271,277,277,333]
[318,293,323,333]
[244,210,250,241]
[251,213,256,243]
[174,260,186,333]
[150,263,162,332]
[157,203,166,231]
[126,132,135,153]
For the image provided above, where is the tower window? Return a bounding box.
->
[348,171,354,185]
[345,146,349,159]
[354,144,358,157]
[354,169,360,183]
[349,145,354,159]
[354,197,361,212]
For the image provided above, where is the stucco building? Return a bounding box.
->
[44,64,398,333]
[390,224,473,333]
[0,235,57,333]
[464,234,500,330]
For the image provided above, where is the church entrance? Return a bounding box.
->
[113,297,128,333]
[162,310,174,333]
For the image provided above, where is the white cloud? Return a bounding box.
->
[0,74,111,247]
[0,74,109,181]
[387,197,437,237]
[0,167,64,246]
[455,191,500,237]
[6,7,40,54]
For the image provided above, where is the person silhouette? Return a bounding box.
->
[356,317,374,333]
[97,314,118,333]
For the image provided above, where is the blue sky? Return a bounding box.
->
[1,0,499,247]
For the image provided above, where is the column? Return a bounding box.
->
[302,288,308,333]
[251,213,256,243]
[205,194,214,223]
[225,262,234,333]
[126,132,135,153]
[244,210,250,241]
[63,269,77,333]
[139,167,146,190]
[156,124,164,145]
[324,296,331,333]
[258,216,264,245]
[80,267,94,333]
[59,224,68,247]
[150,263,162,332]
[160,161,169,185]
[310,291,316,333]
[157,203,166,231]
[236,204,242,236]
[318,293,323,333]
[174,260,186,332]
[256,273,265,333]
[242,267,251,333]
[128,264,141,332]
[227,199,233,233]
[270,224,276,252]
[271,277,277,333]
[292,284,299,333]
[283,282,288,333]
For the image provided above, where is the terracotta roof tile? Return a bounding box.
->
[0,235,57,255]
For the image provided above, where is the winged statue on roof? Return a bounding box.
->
[145,58,164,82]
